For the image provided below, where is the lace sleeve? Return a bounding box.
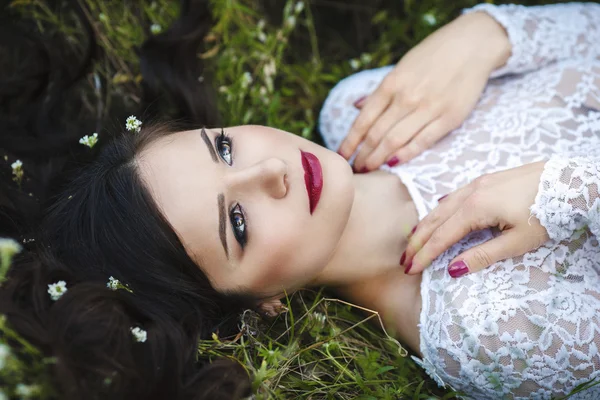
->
[530,156,600,241]
[463,3,600,78]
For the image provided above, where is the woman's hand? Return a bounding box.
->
[338,12,511,172]
[403,161,550,277]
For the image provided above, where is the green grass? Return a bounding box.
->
[2,0,570,398]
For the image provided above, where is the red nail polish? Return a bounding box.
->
[353,96,367,108]
[448,260,469,278]
[359,167,368,173]
[411,226,417,235]
[404,261,413,274]
[386,156,400,167]
[438,194,448,202]
[400,251,406,265]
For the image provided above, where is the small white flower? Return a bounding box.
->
[263,59,276,79]
[360,53,372,65]
[150,24,162,34]
[79,133,99,148]
[349,58,361,70]
[125,116,142,133]
[47,281,67,301]
[294,1,304,14]
[11,160,24,185]
[11,160,22,170]
[285,15,296,28]
[257,31,267,43]
[0,344,10,370]
[311,312,326,326]
[107,276,120,291]
[130,327,147,343]
[257,19,266,31]
[422,13,437,26]
[218,85,228,93]
[106,276,133,293]
[0,238,22,259]
[241,72,253,89]
[14,384,38,398]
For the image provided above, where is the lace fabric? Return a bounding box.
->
[531,155,600,241]
[318,3,600,399]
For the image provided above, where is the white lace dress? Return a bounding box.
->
[318,3,600,399]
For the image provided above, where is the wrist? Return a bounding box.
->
[458,11,511,73]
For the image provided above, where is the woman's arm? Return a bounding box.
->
[336,11,510,171]
[463,3,600,78]
[402,153,600,277]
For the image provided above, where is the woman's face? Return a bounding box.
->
[138,126,354,297]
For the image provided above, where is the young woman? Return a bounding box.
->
[1,2,599,400]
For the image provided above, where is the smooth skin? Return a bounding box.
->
[338,11,511,172]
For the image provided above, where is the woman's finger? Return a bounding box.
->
[338,80,394,158]
[403,185,473,272]
[407,204,477,274]
[352,101,414,171]
[387,117,453,165]
[364,108,437,171]
[446,230,538,278]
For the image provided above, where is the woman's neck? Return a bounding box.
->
[312,171,419,286]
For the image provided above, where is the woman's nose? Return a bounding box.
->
[225,158,288,199]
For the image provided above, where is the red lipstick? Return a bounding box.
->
[300,151,323,214]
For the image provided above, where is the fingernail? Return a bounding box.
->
[386,156,400,167]
[438,194,448,202]
[353,96,367,108]
[404,261,413,274]
[400,251,406,265]
[359,167,368,173]
[411,226,417,235]
[337,149,345,157]
[448,260,469,278]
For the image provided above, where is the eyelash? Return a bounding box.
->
[215,129,233,166]
[229,203,247,249]
[215,129,248,249]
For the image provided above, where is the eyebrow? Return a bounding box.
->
[218,193,229,260]
[201,127,218,162]
[202,128,229,259]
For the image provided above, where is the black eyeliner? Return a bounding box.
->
[229,203,248,249]
[214,129,234,165]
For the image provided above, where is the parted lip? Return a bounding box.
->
[300,150,323,214]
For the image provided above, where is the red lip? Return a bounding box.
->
[300,151,323,214]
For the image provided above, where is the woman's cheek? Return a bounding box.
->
[246,231,306,292]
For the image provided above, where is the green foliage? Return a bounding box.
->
[198,290,452,399]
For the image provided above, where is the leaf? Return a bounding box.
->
[375,365,396,375]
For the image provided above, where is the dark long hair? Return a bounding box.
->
[0,0,252,398]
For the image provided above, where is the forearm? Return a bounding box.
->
[463,3,600,77]
[453,11,511,73]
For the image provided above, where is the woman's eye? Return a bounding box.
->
[216,132,233,165]
[229,203,247,248]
